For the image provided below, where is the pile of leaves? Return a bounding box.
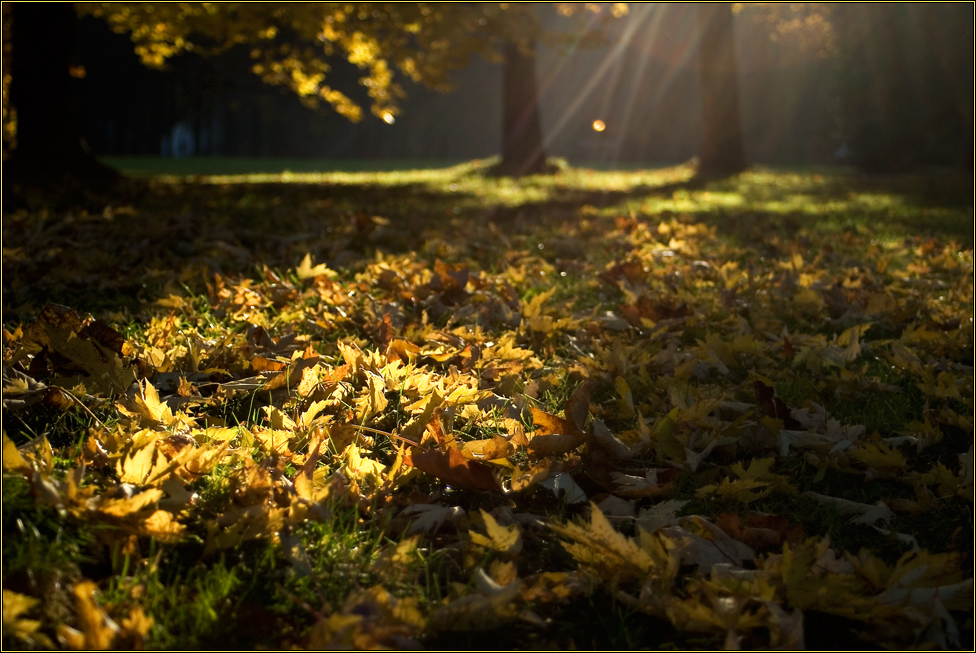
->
[2,161,973,649]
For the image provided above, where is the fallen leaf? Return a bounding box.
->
[469,509,522,554]
[404,447,500,491]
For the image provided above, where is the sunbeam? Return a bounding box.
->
[537,5,652,160]
[538,4,704,166]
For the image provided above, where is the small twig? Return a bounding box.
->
[349,424,420,447]
[53,386,108,431]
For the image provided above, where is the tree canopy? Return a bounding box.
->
[79,3,623,124]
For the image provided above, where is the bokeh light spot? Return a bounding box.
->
[592,120,606,132]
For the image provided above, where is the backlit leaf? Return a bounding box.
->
[404,447,500,491]
[469,509,522,554]
[551,503,654,578]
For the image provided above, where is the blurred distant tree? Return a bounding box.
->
[496,37,547,176]
[739,2,973,171]
[833,3,973,171]
[738,2,837,57]
[483,3,627,176]
[696,3,746,177]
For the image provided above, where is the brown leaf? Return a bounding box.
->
[610,468,680,499]
[564,381,591,432]
[23,305,138,396]
[527,429,590,459]
[433,259,469,291]
[754,379,802,429]
[714,513,782,550]
[251,356,287,373]
[22,304,86,353]
[460,436,515,461]
[782,337,795,358]
[387,338,420,364]
[510,455,582,492]
[527,405,590,458]
[528,407,575,438]
[261,356,320,392]
[600,259,647,286]
[404,447,500,491]
[372,313,395,349]
[78,320,126,356]
[422,409,454,448]
[332,362,354,382]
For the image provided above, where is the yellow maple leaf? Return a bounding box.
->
[459,436,514,462]
[469,510,522,554]
[2,432,30,472]
[354,371,389,421]
[848,441,907,477]
[615,376,635,418]
[120,606,153,647]
[250,427,295,456]
[116,441,163,485]
[398,389,444,443]
[428,569,521,633]
[99,488,164,517]
[696,476,772,503]
[3,589,54,648]
[778,537,872,616]
[489,559,519,586]
[372,535,421,577]
[298,400,331,430]
[120,380,195,431]
[138,509,186,543]
[296,253,337,280]
[519,571,590,603]
[342,443,386,483]
[521,286,557,320]
[793,286,824,313]
[262,405,297,430]
[836,323,871,363]
[59,580,120,650]
[197,426,240,443]
[551,503,654,578]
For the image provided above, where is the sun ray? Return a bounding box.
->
[537,4,703,166]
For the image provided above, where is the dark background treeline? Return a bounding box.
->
[73,3,971,169]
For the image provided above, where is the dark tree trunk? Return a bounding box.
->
[696,3,746,177]
[7,3,118,188]
[494,39,548,177]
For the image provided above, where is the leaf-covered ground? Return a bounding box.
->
[3,159,973,649]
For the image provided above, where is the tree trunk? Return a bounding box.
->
[696,3,746,177]
[494,39,548,177]
[7,3,118,188]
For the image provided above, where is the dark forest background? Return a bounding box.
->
[68,3,972,170]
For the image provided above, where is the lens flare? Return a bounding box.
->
[592,120,606,132]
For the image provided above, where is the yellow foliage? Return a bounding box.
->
[469,510,522,554]
[551,503,657,579]
[3,590,54,648]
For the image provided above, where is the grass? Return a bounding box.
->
[99,156,470,177]
[2,158,973,650]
